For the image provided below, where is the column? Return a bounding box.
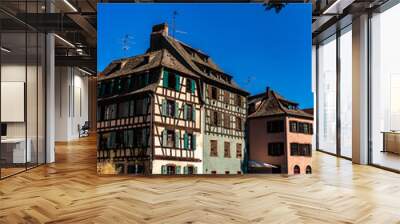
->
[352,14,369,164]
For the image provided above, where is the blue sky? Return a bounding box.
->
[98,3,313,108]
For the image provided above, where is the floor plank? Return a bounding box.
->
[0,135,400,223]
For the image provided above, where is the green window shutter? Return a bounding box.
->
[162,99,167,116]
[117,79,122,93]
[194,167,198,174]
[110,80,115,95]
[161,165,166,174]
[175,102,179,118]
[192,107,196,121]
[175,131,180,148]
[184,166,188,175]
[162,130,167,147]
[183,104,188,120]
[175,74,180,91]
[192,135,196,150]
[163,69,169,87]
[127,78,131,90]
[144,73,149,85]
[191,80,195,93]
[184,133,188,149]
[176,166,181,174]
[130,100,135,117]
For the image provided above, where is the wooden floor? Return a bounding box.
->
[1,136,400,223]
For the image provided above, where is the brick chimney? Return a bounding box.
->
[266,86,270,97]
[152,23,169,36]
[149,23,168,51]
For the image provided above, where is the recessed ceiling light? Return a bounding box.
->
[78,67,93,76]
[63,0,78,12]
[1,47,11,53]
[54,34,75,48]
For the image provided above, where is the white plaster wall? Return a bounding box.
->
[55,67,89,141]
[1,63,46,163]
[152,160,203,174]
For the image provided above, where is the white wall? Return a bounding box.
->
[55,67,89,141]
[1,64,39,138]
[1,62,46,164]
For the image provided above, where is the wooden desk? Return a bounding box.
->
[382,131,400,154]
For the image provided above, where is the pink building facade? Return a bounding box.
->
[247,88,313,174]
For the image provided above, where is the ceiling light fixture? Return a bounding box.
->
[322,0,355,15]
[78,67,93,76]
[54,34,75,48]
[322,0,344,15]
[1,47,11,53]
[63,0,78,12]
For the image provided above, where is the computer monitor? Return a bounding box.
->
[1,123,7,137]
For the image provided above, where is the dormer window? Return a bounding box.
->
[105,62,121,76]
[287,104,298,110]
[144,55,150,64]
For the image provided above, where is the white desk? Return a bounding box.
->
[1,138,31,163]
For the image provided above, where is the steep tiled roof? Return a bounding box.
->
[98,51,162,81]
[97,83,159,102]
[164,36,248,95]
[99,23,249,96]
[178,41,224,73]
[248,88,313,119]
[99,49,199,81]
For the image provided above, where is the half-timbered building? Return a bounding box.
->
[97,23,248,175]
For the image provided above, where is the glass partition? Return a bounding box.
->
[0,1,46,179]
[339,26,352,158]
[27,31,38,169]
[317,35,337,154]
[1,31,28,177]
[370,3,400,171]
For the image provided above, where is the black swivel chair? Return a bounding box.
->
[79,121,90,138]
